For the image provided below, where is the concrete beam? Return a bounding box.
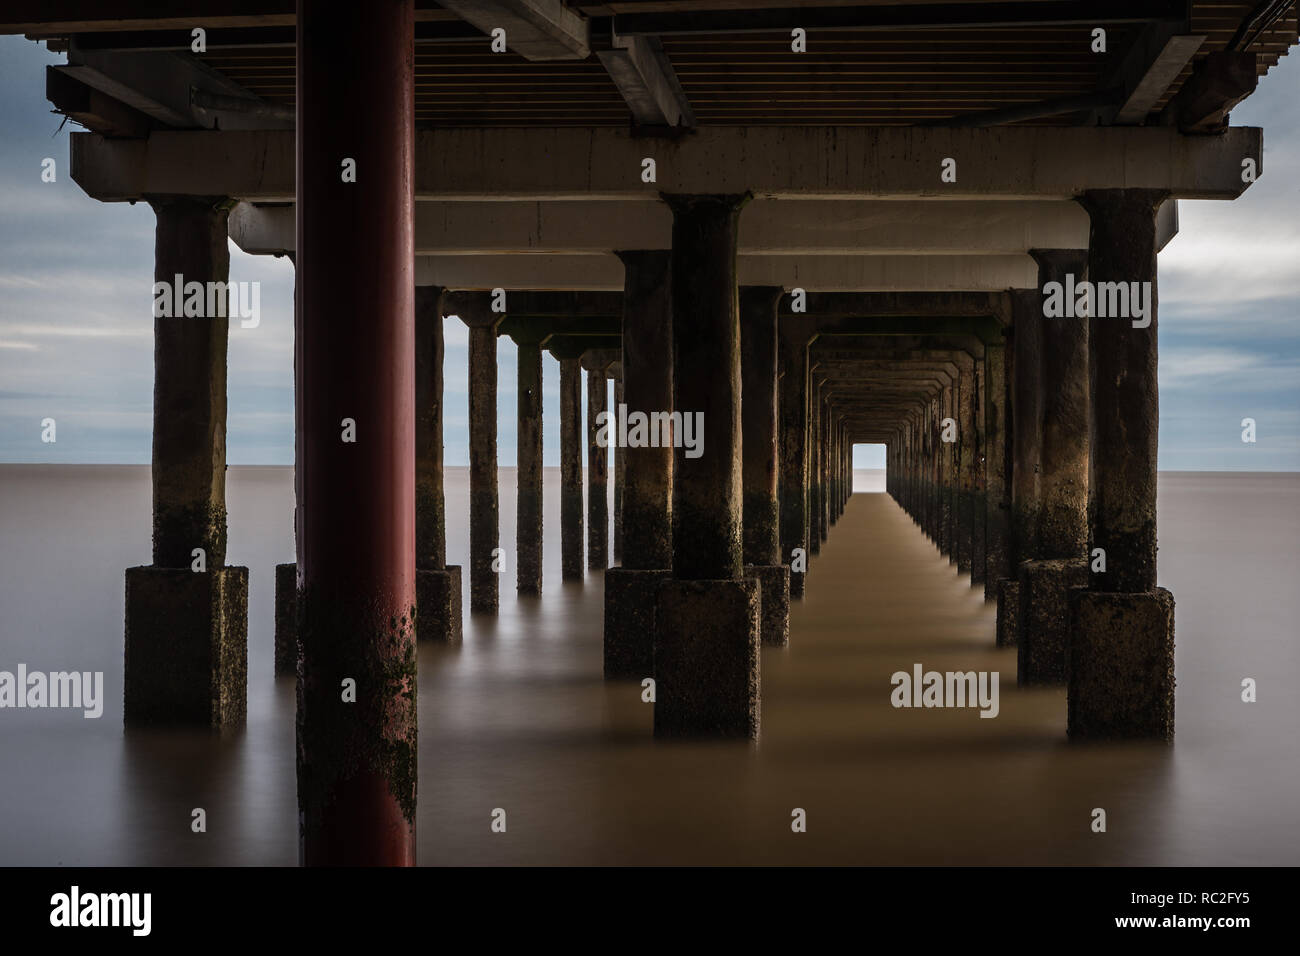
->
[72,125,1262,203]
[422,0,588,60]
[60,47,291,130]
[1160,51,1259,133]
[413,254,1035,292]
[1111,31,1206,125]
[785,290,1012,327]
[595,32,693,128]
[230,199,1091,256]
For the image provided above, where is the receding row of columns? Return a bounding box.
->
[888,194,1174,745]
[122,145,1175,866]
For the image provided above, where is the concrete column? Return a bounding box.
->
[921,405,933,536]
[1019,249,1091,685]
[940,383,955,560]
[983,343,1011,602]
[816,395,826,538]
[614,251,673,567]
[808,379,823,555]
[956,361,976,573]
[294,0,416,866]
[585,359,609,570]
[125,194,248,728]
[778,323,811,597]
[415,286,461,642]
[998,289,1041,648]
[556,351,585,579]
[928,396,942,543]
[843,423,850,510]
[604,251,673,678]
[970,355,987,587]
[656,193,760,739]
[838,423,847,514]
[831,419,842,521]
[274,255,297,676]
[740,286,790,647]
[1069,189,1174,740]
[460,296,501,614]
[613,373,625,563]
[512,329,544,595]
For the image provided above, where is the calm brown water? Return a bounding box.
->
[0,465,1296,865]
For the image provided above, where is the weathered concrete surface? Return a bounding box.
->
[656,192,756,738]
[939,385,955,560]
[603,567,670,679]
[664,194,747,581]
[613,375,625,563]
[462,301,501,613]
[746,564,791,648]
[1017,558,1088,685]
[127,194,248,727]
[415,286,448,574]
[999,289,1042,646]
[1031,249,1090,560]
[147,195,232,570]
[557,354,585,579]
[419,252,1044,293]
[741,286,783,569]
[955,362,976,573]
[997,580,1020,648]
[274,562,296,676]
[125,565,247,727]
[415,287,462,642]
[778,324,810,597]
[1068,588,1175,741]
[515,334,544,594]
[1079,190,1167,594]
[1012,251,1090,679]
[1062,190,1174,740]
[983,344,1010,601]
[77,125,1262,202]
[655,579,761,739]
[808,384,823,556]
[615,250,673,570]
[585,362,609,570]
[604,253,673,676]
[231,198,1094,256]
[416,566,463,645]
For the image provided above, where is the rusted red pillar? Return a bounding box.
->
[295,0,417,866]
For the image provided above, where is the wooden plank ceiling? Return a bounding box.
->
[10,1,1299,127]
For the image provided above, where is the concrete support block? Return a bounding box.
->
[746,563,790,648]
[274,562,297,676]
[654,578,760,738]
[1017,558,1089,685]
[416,565,462,644]
[996,579,1019,648]
[1068,588,1175,741]
[124,565,248,727]
[603,567,670,679]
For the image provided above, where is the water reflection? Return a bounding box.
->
[0,466,1295,865]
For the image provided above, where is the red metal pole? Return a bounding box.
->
[296,0,417,866]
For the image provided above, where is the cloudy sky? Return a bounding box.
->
[0,36,1296,470]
